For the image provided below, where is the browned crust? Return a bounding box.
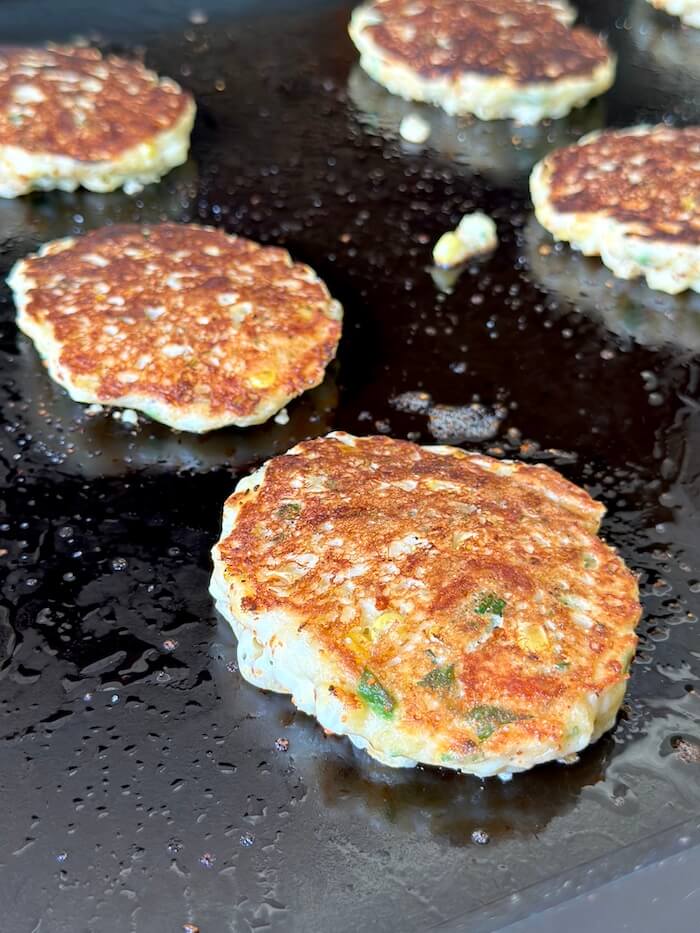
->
[219,435,640,748]
[17,224,341,420]
[0,45,192,161]
[543,126,700,243]
[363,0,611,83]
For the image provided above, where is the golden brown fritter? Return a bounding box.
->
[539,125,700,244]
[9,224,342,432]
[0,44,191,160]
[211,433,641,775]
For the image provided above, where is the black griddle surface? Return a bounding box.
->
[0,2,699,931]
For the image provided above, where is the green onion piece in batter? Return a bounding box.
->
[418,664,455,691]
[467,704,526,742]
[276,502,301,520]
[475,593,506,616]
[358,668,395,719]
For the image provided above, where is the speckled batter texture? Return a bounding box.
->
[8,224,343,432]
[211,433,640,776]
[531,125,700,293]
[0,44,195,195]
[349,0,615,123]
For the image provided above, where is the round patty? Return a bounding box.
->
[348,0,615,124]
[530,125,700,294]
[0,44,195,196]
[8,223,342,433]
[210,433,640,777]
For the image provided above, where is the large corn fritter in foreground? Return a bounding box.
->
[211,433,641,777]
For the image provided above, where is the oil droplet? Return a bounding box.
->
[199,852,216,868]
[239,832,255,847]
[275,737,289,752]
[111,557,127,572]
[471,829,490,845]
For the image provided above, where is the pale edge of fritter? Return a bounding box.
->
[8,237,340,433]
[647,0,700,28]
[347,3,616,125]
[530,127,700,295]
[0,96,195,198]
[210,435,635,778]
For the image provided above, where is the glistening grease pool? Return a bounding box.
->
[0,1,698,931]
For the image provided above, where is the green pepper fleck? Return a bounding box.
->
[276,502,301,520]
[583,554,597,569]
[475,593,506,616]
[418,664,455,691]
[467,704,526,742]
[555,660,570,671]
[565,724,581,744]
[358,668,395,719]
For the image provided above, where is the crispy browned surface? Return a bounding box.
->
[544,126,700,243]
[220,435,640,752]
[362,0,611,83]
[18,224,341,419]
[0,45,191,160]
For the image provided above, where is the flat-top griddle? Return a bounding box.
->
[0,1,699,931]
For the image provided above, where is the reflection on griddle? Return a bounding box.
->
[347,66,606,185]
[210,607,616,849]
[316,738,614,846]
[523,217,700,351]
[2,335,339,476]
[629,0,700,81]
[0,158,198,252]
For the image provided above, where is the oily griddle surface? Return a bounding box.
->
[0,2,699,932]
